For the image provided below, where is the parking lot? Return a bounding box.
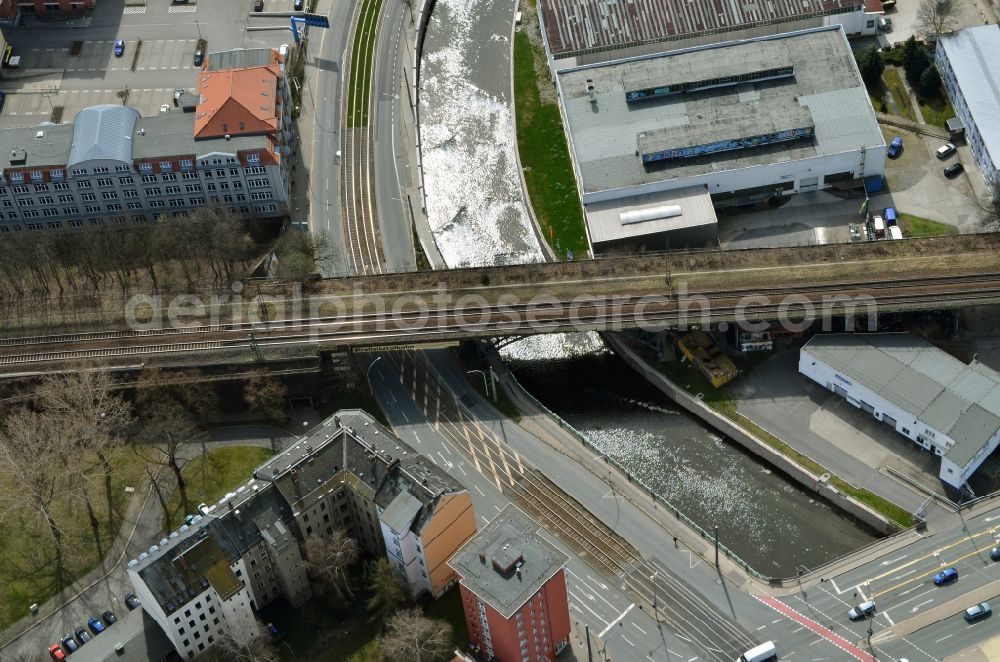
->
[0,0,297,130]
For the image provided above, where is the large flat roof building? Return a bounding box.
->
[556,27,885,250]
[538,0,882,63]
[936,25,1000,197]
[800,334,1000,491]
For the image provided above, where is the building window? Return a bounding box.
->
[81,192,96,201]
[139,163,153,173]
[71,168,86,177]
[38,196,54,204]
[160,161,173,171]
[107,203,122,211]
[151,200,165,208]
[245,165,266,175]
[53,182,70,191]
[247,152,261,163]
[162,173,177,182]
[123,189,138,198]
[119,176,134,185]
[116,165,131,172]
[9,173,24,183]
[166,186,181,195]
[185,184,202,193]
[77,180,92,189]
[50,170,65,180]
[180,159,193,170]
[30,171,44,181]
[102,191,119,200]
[97,178,113,187]
[127,201,143,210]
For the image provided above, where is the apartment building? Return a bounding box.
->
[128,410,477,658]
[449,505,571,662]
[0,48,294,234]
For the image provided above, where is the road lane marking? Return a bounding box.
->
[632,622,646,635]
[598,603,635,638]
[754,595,876,662]
[473,485,485,496]
[874,546,988,598]
[621,635,634,646]
[935,634,952,643]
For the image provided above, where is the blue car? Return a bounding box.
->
[87,616,105,634]
[113,40,124,57]
[887,136,903,158]
[933,567,958,585]
[883,207,897,226]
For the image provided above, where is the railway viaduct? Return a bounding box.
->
[2,234,1000,372]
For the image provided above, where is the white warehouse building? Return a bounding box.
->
[800,334,1000,491]
[556,26,886,251]
[935,25,1000,198]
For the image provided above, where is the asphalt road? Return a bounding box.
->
[362,347,915,661]
[773,503,1000,660]
[302,0,355,272]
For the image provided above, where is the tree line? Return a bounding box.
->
[0,206,262,300]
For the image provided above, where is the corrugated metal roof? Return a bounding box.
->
[938,26,1000,177]
[539,0,864,58]
[802,333,1000,469]
[67,105,140,167]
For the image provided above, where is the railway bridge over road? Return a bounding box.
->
[3,234,1000,373]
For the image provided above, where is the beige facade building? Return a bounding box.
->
[128,410,477,658]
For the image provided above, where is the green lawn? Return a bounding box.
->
[898,213,958,238]
[652,351,913,529]
[465,370,522,423]
[165,446,275,529]
[882,68,916,122]
[0,449,150,629]
[513,31,589,259]
[347,0,386,127]
[917,96,955,129]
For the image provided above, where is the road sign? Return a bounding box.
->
[354,341,459,353]
[302,13,330,27]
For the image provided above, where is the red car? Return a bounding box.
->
[48,644,66,661]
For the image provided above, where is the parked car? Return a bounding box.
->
[103,610,117,625]
[936,143,956,159]
[848,600,876,621]
[294,0,304,8]
[964,601,992,622]
[0,90,6,113]
[60,635,79,653]
[124,593,140,610]
[48,644,66,661]
[74,627,91,644]
[113,40,124,57]
[883,206,898,226]
[193,49,204,66]
[933,567,958,585]
[887,135,903,158]
[254,0,264,10]
[88,616,106,634]
[944,163,964,178]
[990,546,1000,561]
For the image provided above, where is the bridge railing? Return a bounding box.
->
[500,356,775,583]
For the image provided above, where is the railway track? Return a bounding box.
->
[384,351,755,659]
[3,283,1000,367]
[342,0,387,275]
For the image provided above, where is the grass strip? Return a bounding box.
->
[347,0,385,127]
[513,30,589,258]
[898,212,958,238]
[165,446,275,529]
[883,68,916,122]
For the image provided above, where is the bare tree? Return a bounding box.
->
[136,398,200,526]
[377,609,453,662]
[135,368,219,419]
[273,230,340,279]
[365,557,408,623]
[0,410,74,591]
[35,371,133,532]
[916,0,956,38]
[204,620,280,662]
[243,372,289,422]
[304,530,359,600]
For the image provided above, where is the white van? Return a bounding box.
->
[738,640,776,662]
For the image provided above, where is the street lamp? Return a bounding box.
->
[466,369,494,401]
[650,572,659,620]
[366,355,383,392]
[193,19,201,39]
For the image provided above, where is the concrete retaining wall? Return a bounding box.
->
[604,333,901,536]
